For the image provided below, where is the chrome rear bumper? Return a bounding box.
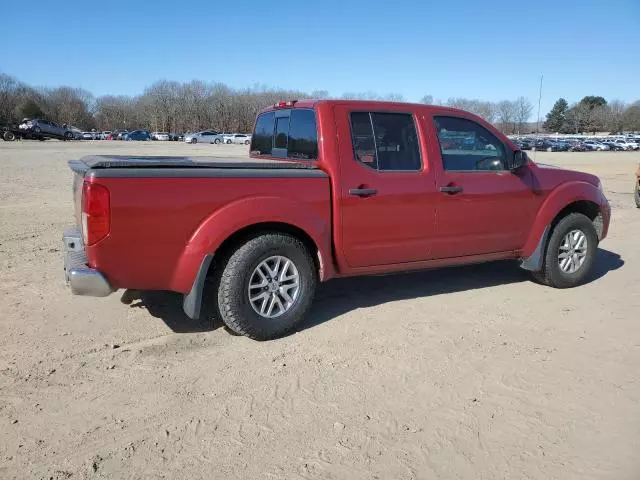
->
[63,227,113,297]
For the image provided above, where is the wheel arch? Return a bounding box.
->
[209,221,323,279]
[521,182,607,271]
[182,221,327,320]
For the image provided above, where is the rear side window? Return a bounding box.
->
[288,109,318,160]
[251,109,318,160]
[251,112,275,155]
[349,112,421,171]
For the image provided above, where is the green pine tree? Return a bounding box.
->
[543,98,568,132]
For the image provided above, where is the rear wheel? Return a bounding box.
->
[191,138,197,144]
[64,131,73,141]
[532,213,598,288]
[217,233,317,340]
[214,138,221,144]
[244,140,250,145]
[2,131,15,141]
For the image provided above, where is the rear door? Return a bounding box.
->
[334,105,438,267]
[427,114,535,258]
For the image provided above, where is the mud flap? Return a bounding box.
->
[520,226,549,272]
[182,254,214,319]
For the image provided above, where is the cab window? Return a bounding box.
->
[433,116,507,171]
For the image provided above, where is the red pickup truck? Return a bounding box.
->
[63,100,610,340]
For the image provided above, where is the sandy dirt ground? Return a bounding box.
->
[0,140,639,480]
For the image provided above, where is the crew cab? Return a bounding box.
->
[63,100,611,340]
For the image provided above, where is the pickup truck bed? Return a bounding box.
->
[69,155,324,174]
[66,155,330,305]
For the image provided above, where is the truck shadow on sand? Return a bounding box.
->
[122,248,623,335]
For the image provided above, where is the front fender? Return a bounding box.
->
[169,196,332,293]
[522,181,609,258]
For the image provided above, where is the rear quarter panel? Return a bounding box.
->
[85,175,330,292]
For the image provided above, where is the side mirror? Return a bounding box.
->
[511,150,528,171]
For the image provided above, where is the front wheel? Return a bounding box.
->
[64,131,73,141]
[244,140,250,145]
[191,138,197,144]
[532,213,598,288]
[214,138,221,144]
[217,233,317,340]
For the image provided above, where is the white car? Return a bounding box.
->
[613,139,639,150]
[223,133,252,145]
[152,132,170,141]
[101,131,112,140]
[184,130,224,144]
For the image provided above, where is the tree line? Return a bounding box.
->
[2,70,636,134]
[543,96,640,134]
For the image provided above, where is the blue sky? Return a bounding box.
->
[2,0,638,116]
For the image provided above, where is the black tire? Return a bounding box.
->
[214,138,221,144]
[34,126,41,134]
[217,233,317,340]
[634,183,640,208]
[226,140,232,144]
[64,131,73,141]
[244,140,250,145]
[3,131,15,141]
[532,213,598,288]
[191,138,197,144]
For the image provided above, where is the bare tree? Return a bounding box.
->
[514,96,533,134]
[495,100,517,134]
[419,94,433,105]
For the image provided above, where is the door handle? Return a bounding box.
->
[349,187,377,198]
[439,185,463,194]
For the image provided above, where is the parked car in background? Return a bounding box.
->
[223,133,252,145]
[124,130,152,141]
[569,143,588,152]
[583,141,610,151]
[151,132,170,141]
[18,118,74,140]
[112,130,128,140]
[81,132,95,140]
[532,139,558,151]
[614,139,639,150]
[514,139,532,150]
[601,141,625,151]
[169,133,184,141]
[184,131,224,144]
[101,131,112,140]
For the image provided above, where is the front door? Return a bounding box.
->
[428,114,535,258]
[334,105,438,268]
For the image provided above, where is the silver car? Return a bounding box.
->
[19,118,74,140]
[223,133,252,145]
[184,130,224,144]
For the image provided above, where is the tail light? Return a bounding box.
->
[81,182,110,246]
